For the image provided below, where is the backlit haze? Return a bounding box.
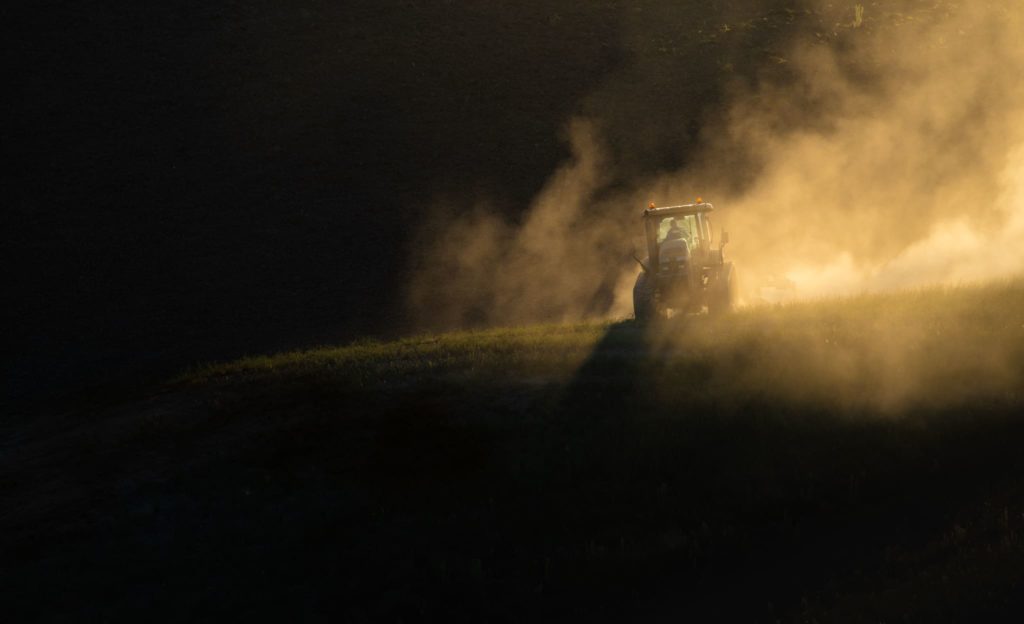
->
[409,2,1024,328]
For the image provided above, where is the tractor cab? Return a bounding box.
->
[642,202,718,274]
[633,201,735,319]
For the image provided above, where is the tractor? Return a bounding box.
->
[632,201,736,320]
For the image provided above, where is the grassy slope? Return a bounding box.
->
[6,283,1024,621]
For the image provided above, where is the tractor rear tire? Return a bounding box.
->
[633,272,657,322]
[708,263,736,316]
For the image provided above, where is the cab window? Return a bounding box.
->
[657,215,699,247]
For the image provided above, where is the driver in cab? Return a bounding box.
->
[659,219,690,266]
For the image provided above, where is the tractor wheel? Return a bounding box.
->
[708,263,736,315]
[633,271,657,322]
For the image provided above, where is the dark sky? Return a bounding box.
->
[6,1,815,405]
[5,2,624,403]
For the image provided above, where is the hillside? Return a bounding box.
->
[6,283,1024,620]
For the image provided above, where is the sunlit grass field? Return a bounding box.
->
[184,280,1024,417]
[8,282,1024,620]
[103,280,1024,620]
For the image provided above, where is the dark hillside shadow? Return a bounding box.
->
[6,317,1024,623]
[562,320,654,412]
[539,317,1024,621]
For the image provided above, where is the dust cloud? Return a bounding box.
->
[407,2,1024,328]
[690,3,1024,299]
[406,119,638,328]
